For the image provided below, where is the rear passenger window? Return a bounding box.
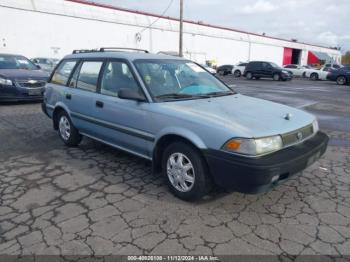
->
[100,61,139,97]
[76,61,103,92]
[51,60,77,85]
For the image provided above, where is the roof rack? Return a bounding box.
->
[72,47,149,54]
[72,49,99,54]
[99,47,149,53]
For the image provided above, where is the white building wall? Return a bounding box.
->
[0,0,342,65]
[249,43,284,64]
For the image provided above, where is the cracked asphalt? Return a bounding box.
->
[0,78,350,256]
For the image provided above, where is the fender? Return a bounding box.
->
[154,126,207,149]
[51,102,76,129]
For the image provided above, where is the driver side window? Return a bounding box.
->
[262,62,269,69]
[100,61,139,97]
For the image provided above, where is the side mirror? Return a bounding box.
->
[118,88,147,102]
[36,65,41,69]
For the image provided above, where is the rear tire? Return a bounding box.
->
[162,142,212,201]
[57,111,82,147]
[246,72,253,80]
[310,73,319,81]
[234,70,241,77]
[336,76,347,85]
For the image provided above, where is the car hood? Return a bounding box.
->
[158,94,315,138]
[0,69,49,80]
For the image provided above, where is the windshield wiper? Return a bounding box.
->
[204,91,235,97]
[155,91,235,101]
[155,93,195,100]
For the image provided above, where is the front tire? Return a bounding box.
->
[57,111,82,146]
[310,73,319,81]
[234,70,241,77]
[162,142,212,201]
[336,76,347,85]
[273,73,280,81]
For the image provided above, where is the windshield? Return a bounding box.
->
[0,55,38,70]
[134,59,233,101]
[333,64,343,69]
[269,62,281,69]
[33,58,58,65]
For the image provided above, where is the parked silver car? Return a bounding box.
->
[42,48,328,201]
[31,57,59,73]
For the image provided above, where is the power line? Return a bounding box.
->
[139,0,175,34]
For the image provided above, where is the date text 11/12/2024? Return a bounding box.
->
[127,255,220,261]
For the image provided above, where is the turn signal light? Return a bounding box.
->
[224,140,241,150]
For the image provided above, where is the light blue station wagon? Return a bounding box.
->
[42,48,328,201]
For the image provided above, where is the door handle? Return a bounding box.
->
[66,93,72,100]
[96,101,104,108]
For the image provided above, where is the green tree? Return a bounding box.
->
[342,51,350,64]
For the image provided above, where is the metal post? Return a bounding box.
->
[179,0,184,57]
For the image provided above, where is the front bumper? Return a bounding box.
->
[281,74,293,80]
[0,86,44,102]
[204,131,328,193]
[326,74,335,81]
[0,94,44,102]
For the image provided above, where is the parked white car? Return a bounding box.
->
[232,62,248,77]
[283,64,313,77]
[305,64,343,81]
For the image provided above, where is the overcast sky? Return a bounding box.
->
[93,0,350,52]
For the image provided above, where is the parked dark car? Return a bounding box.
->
[0,54,49,102]
[327,65,350,85]
[243,61,293,81]
[217,64,233,76]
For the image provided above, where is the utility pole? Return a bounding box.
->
[179,0,184,57]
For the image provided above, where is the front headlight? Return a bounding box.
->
[223,135,283,156]
[312,119,319,133]
[0,77,13,86]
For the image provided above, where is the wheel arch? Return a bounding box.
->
[152,132,208,174]
[234,69,241,75]
[52,104,71,130]
[311,72,319,78]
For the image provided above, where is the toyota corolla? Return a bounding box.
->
[42,49,329,201]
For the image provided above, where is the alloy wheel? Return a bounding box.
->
[59,116,71,141]
[167,153,195,192]
[337,76,346,85]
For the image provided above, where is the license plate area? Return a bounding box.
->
[306,150,321,166]
[28,89,42,96]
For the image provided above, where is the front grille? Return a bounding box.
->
[281,124,314,146]
[16,80,46,88]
